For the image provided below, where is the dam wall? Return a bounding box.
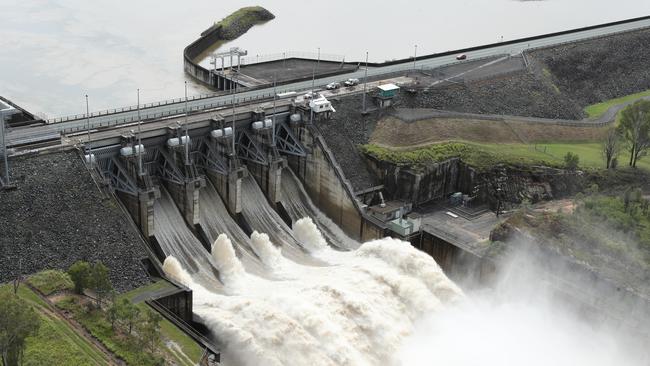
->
[288,124,383,241]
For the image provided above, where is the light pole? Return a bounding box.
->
[184,81,190,166]
[0,112,8,186]
[362,51,369,114]
[137,88,143,176]
[413,44,417,71]
[310,47,320,125]
[272,74,277,147]
[85,95,92,166]
[231,74,237,157]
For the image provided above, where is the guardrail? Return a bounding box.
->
[239,51,346,66]
[59,90,304,135]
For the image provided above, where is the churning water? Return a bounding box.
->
[164,220,463,366]
[161,175,648,365]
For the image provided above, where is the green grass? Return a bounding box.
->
[216,6,270,29]
[584,89,650,119]
[119,279,173,302]
[0,284,109,366]
[72,305,162,366]
[362,141,650,171]
[124,280,203,364]
[63,280,202,365]
[27,269,73,295]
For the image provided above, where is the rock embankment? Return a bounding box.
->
[317,94,382,192]
[0,150,151,292]
[530,27,650,106]
[403,71,584,120]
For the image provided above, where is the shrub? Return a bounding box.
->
[564,151,580,170]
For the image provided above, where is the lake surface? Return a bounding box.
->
[2,0,650,117]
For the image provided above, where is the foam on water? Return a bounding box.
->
[164,217,463,365]
[292,217,328,254]
[249,231,284,271]
[211,234,246,286]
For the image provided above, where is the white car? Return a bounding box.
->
[326,82,341,90]
[344,78,360,86]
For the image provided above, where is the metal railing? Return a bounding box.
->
[239,51,346,66]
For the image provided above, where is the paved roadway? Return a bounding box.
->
[7,17,650,147]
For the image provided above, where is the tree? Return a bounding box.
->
[90,262,113,307]
[0,291,40,366]
[137,308,162,353]
[564,151,579,170]
[106,301,119,331]
[602,127,622,169]
[68,261,91,294]
[617,100,650,168]
[117,298,140,335]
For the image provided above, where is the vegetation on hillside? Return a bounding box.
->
[27,270,73,296]
[492,189,650,296]
[361,141,587,171]
[584,89,650,119]
[617,100,650,168]
[0,284,109,366]
[203,6,275,39]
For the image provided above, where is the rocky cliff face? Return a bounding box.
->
[367,154,583,208]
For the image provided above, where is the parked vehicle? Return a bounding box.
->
[456,54,467,60]
[326,82,341,90]
[344,78,360,86]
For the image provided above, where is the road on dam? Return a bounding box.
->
[6,16,650,148]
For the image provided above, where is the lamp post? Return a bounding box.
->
[413,44,417,71]
[310,47,320,125]
[85,95,92,166]
[137,88,143,176]
[231,74,237,156]
[184,81,190,166]
[362,51,369,114]
[0,112,8,186]
[272,74,277,147]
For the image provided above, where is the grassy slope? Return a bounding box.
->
[56,280,202,366]
[27,269,73,295]
[0,284,109,366]
[363,140,650,171]
[120,280,204,365]
[56,295,162,366]
[584,89,650,118]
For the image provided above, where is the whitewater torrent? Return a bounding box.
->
[164,215,463,366]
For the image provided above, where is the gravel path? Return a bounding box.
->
[0,150,151,292]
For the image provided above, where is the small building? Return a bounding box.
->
[309,95,336,114]
[375,83,400,108]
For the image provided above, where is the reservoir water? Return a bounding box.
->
[2,0,650,117]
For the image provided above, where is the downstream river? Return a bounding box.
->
[2,0,650,116]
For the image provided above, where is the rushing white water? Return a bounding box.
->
[164,215,463,365]
[154,187,223,291]
[199,179,267,276]
[280,168,359,250]
[156,173,647,365]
